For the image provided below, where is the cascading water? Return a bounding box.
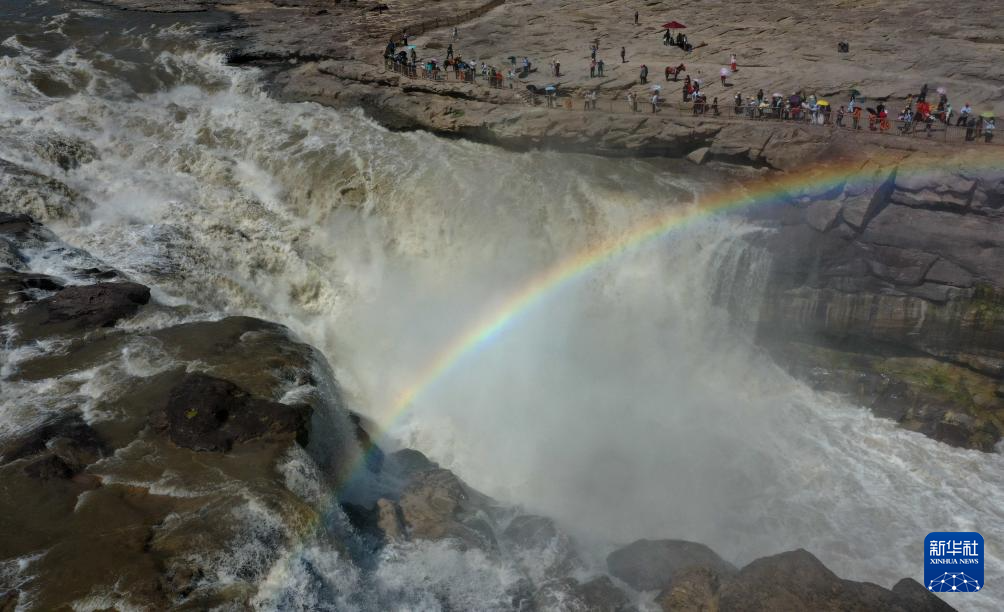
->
[2,2,1003,610]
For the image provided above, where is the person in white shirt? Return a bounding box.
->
[957,103,972,126]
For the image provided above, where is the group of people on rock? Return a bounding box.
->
[383,36,517,89]
[663,30,693,52]
[716,84,996,142]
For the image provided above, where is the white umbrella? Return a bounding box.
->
[937,86,946,94]
[720,67,730,77]
[651,85,662,91]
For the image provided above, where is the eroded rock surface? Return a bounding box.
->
[744,159,1004,449]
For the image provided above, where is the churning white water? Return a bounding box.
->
[2,2,1003,610]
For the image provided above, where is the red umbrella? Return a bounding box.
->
[662,21,687,29]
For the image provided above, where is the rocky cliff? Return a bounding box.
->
[740,154,1004,450]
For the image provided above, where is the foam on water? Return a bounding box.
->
[1,3,1003,610]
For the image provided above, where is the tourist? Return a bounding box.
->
[965,115,977,141]
[591,45,597,61]
[639,64,648,84]
[957,103,972,126]
[621,47,626,63]
[899,108,913,132]
[651,91,660,113]
[730,53,737,72]
[555,61,561,77]
[711,96,720,116]
[597,59,604,77]
[836,105,845,127]
[627,91,638,112]
[635,10,639,24]
[985,117,995,143]
[878,105,890,132]
[852,104,862,129]
[590,59,596,78]
[720,67,728,87]
[757,89,765,104]
[453,26,458,40]
[734,92,743,114]
[446,44,453,60]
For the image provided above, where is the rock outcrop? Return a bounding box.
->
[161,373,310,452]
[743,156,1004,449]
[619,547,955,612]
[607,539,736,592]
[0,214,356,609]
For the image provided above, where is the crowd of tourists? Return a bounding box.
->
[384,36,516,89]
[380,18,996,144]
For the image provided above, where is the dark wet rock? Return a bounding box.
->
[502,514,580,577]
[891,577,957,612]
[655,566,725,612]
[162,372,311,452]
[384,447,439,479]
[395,468,497,551]
[717,549,939,612]
[1,412,106,473]
[533,576,632,612]
[0,590,19,612]
[576,575,632,612]
[349,411,384,473]
[0,212,36,236]
[16,281,151,338]
[607,539,736,592]
[22,454,77,480]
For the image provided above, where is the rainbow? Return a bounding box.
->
[344,149,1004,485]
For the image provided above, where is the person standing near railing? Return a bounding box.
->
[651,91,660,113]
[957,103,972,126]
[852,104,862,129]
[985,118,995,143]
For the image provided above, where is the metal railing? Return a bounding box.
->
[385,58,519,91]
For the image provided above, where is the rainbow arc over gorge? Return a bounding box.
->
[339,150,1004,491]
